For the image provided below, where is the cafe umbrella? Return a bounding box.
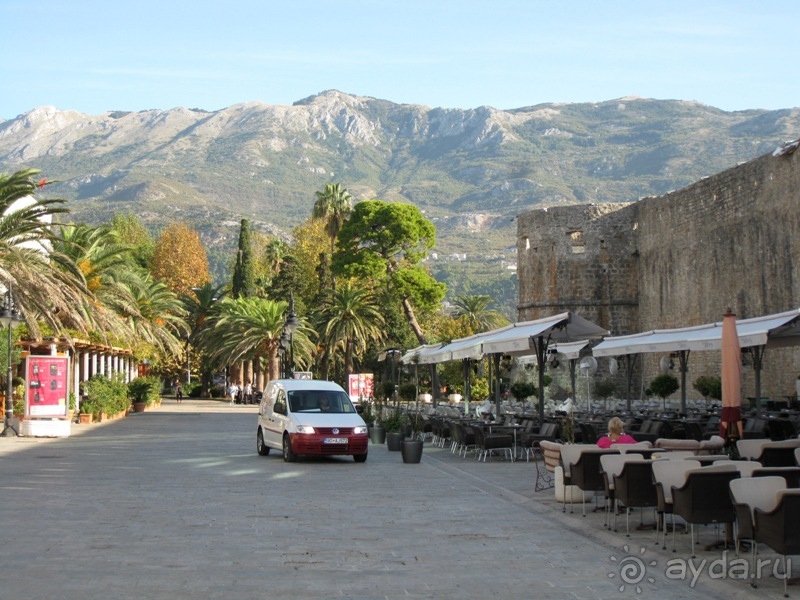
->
[719,309,744,444]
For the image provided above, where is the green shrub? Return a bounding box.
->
[380,380,395,400]
[510,381,538,401]
[471,377,489,401]
[593,379,617,400]
[128,376,162,407]
[186,381,202,398]
[398,383,417,402]
[650,373,679,399]
[84,373,130,415]
[693,375,722,400]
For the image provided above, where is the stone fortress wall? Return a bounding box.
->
[516,145,800,403]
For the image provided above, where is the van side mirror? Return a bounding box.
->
[355,404,364,414]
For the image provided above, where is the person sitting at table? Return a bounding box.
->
[597,416,637,448]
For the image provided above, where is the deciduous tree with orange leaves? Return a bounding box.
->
[150,223,210,295]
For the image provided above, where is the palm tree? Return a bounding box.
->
[182,282,227,392]
[0,169,92,337]
[316,282,385,380]
[116,271,187,356]
[451,294,508,333]
[52,222,136,341]
[201,297,315,383]
[312,183,352,263]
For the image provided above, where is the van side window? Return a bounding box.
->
[274,390,287,415]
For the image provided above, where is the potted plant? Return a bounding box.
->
[66,392,76,421]
[128,376,158,413]
[367,398,386,444]
[401,413,424,463]
[382,408,407,451]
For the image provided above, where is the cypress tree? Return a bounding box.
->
[232,219,255,298]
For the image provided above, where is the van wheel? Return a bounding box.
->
[354,451,368,463]
[282,434,297,462]
[257,429,270,456]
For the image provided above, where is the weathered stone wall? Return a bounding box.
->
[516,147,800,402]
[516,203,639,333]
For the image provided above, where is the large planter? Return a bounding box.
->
[368,425,386,445]
[133,402,147,413]
[78,413,92,424]
[386,431,405,451]
[401,438,423,463]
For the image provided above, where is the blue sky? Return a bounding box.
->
[2,0,798,119]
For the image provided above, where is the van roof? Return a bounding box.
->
[268,379,346,393]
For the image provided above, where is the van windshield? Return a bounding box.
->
[287,390,356,414]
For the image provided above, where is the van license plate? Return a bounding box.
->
[324,437,347,444]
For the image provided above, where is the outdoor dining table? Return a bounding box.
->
[483,423,529,459]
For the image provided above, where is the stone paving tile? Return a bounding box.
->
[0,401,794,600]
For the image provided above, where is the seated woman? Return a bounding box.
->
[597,416,637,448]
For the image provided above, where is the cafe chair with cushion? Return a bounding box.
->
[729,476,785,562]
[471,424,514,463]
[652,459,701,550]
[671,463,740,557]
[756,439,800,468]
[568,448,618,517]
[600,453,643,531]
[614,459,658,537]
[716,460,763,477]
[751,467,800,488]
[753,489,800,596]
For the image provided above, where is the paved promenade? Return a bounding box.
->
[0,399,792,600]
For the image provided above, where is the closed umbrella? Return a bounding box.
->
[719,310,743,442]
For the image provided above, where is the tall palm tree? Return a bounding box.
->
[312,182,352,262]
[316,282,385,379]
[0,169,92,337]
[451,294,508,333]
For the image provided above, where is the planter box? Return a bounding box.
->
[554,466,592,503]
[21,419,71,438]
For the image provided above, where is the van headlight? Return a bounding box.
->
[295,425,315,434]
[353,425,368,435]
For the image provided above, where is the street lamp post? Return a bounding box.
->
[384,348,401,401]
[283,292,300,379]
[0,286,23,437]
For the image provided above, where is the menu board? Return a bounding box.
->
[25,356,70,418]
[348,373,374,402]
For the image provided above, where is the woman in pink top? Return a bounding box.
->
[597,416,637,448]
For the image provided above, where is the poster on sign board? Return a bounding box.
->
[348,373,374,403]
[25,356,70,418]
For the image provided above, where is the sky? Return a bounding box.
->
[2,0,798,120]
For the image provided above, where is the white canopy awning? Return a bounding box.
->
[414,312,608,365]
[400,343,444,365]
[592,308,800,357]
[480,312,608,356]
[515,340,590,363]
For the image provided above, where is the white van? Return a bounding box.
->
[256,379,369,462]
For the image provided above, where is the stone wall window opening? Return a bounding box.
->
[567,229,586,254]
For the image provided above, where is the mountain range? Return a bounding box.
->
[1,90,798,316]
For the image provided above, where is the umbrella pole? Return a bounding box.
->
[678,350,690,415]
[750,346,765,418]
